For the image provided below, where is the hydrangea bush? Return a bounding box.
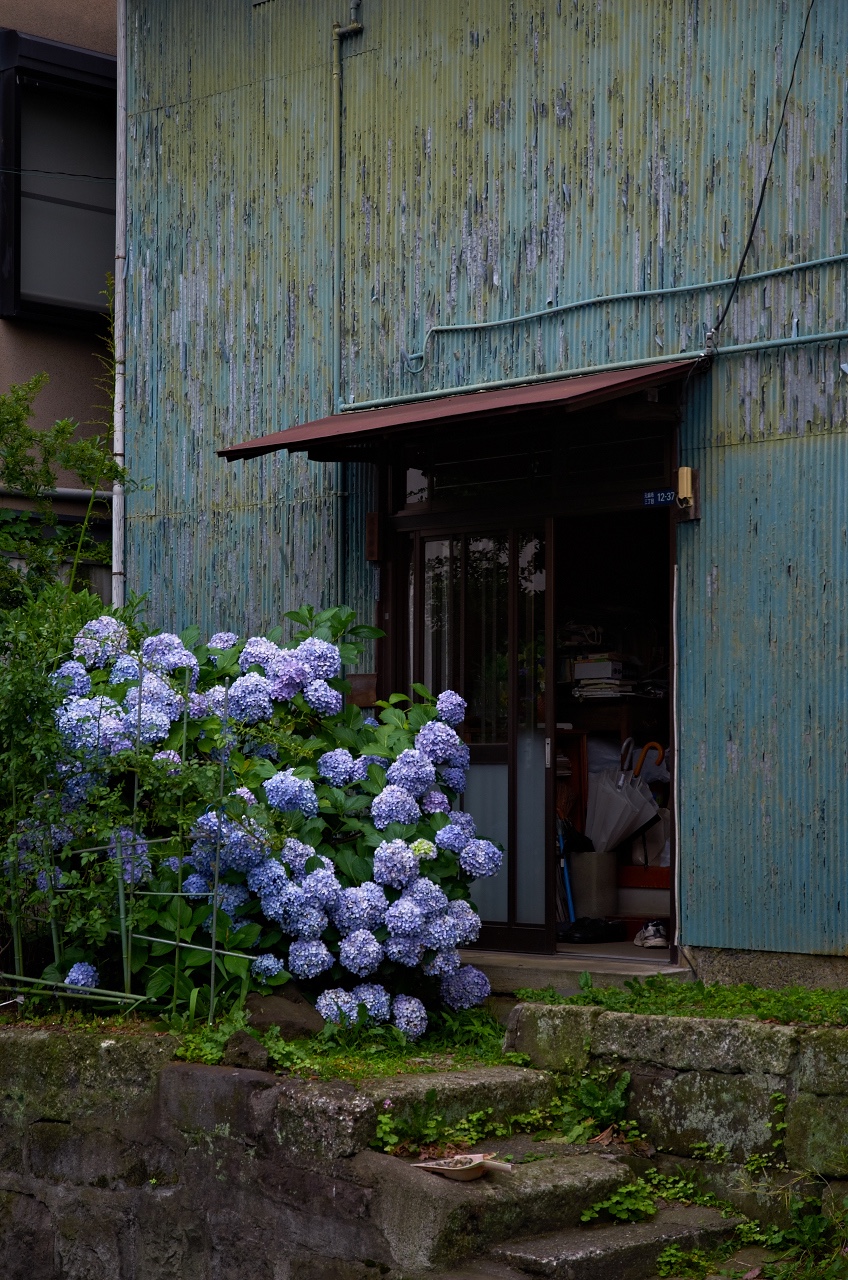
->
[6,606,503,1038]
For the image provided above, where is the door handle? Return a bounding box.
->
[545,737,551,769]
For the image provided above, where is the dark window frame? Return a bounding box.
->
[0,29,116,328]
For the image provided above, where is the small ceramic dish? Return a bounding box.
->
[414,1153,512,1181]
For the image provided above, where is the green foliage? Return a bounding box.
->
[580,1178,658,1223]
[515,972,848,1027]
[691,1140,729,1163]
[656,1243,721,1278]
[173,1007,251,1063]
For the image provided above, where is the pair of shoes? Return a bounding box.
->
[633,920,669,948]
[559,917,627,944]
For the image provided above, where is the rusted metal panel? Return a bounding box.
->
[125,0,848,949]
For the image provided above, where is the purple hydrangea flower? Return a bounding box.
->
[294,637,342,681]
[188,691,209,717]
[316,988,360,1024]
[110,653,141,684]
[349,755,389,781]
[36,867,66,893]
[372,839,419,889]
[339,928,384,976]
[384,897,425,936]
[439,767,467,793]
[266,652,310,700]
[190,811,270,875]
[182,873,210,897]
[436,690,467,726]
[205,883,250,929]
[124,671,185,722]
[352,983,391,1023]
[406,877,449,915]
[280,838,318,879]
[251,953,286,980]
[385,935,424,966]
[121,705,171,745]
[65,961,99,988]
[55,695,124,755]
[73,616,129,668]
[448,741,471,769]
[421,789,451,815]
[301,867,342,910]
[423,949,462,977]
[441,965,491,1010]
[459,839,503,879]
[303,679,343,717]
[392,994,427,1040]
[317,748,356,787]
[386,749,436,798]
[288,939,334,979]
[153,749,181,772]
[239,637,283,674]
[264,769,319,817]
[414,719,464,764]
[371,786,421,829]
[422,911,461,950]
[292,905,329,940]
[228,672,273,724]
[446,898,481,944]
[208,631,239,649]
[332,882,388,933]
[435,823,472,854]
[362,715,379,727]
[260,881,305,931]
[231,786,256,805]
[108,827,150,885]
[51,661,91,697]
[141,633,199,687]
[247,858,288,895]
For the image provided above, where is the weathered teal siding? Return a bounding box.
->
[125,0,848,952]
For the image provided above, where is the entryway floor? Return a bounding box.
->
[463,946,692,998]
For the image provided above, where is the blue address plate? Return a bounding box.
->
[643,489,676,506]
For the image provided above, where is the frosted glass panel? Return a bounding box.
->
[465,763,508,922]
[515,731,546,922]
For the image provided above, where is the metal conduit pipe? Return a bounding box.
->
[112,0,128,608]
[331,1,362,609]
[401,251,848,374]
[340,327,848,415]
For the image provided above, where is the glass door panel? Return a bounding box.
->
[464,763,509,921]
[464,535,509,744]
[515,533,546,923]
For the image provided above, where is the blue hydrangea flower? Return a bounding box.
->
[205,883,250,929]
[231,786,256,805]
[208,631,239,650]
[446,898,482,944]
[317,748,356,786]
[73,616,129,668]
[36,867,66,893]
[266,652,310,700]
[65,961,99,988]
[303,679,343,716]
[362,715,379,727]
[384,897,425,936]
[435,823,472,854]
[280,838,318,879]
[349,755,389,781]
[332,882,388,933]
[316,988,360,1024]
[441,965,491,1010]
[121,705,171,745]
[421,789,451,815]
[448,741,471,769]
[56,695,124,755]
[351,983,391,1023]
[386,749,436,798]
[301,867,342,910]
[259,881,305,931]
[414,719,464,763]
[371,786,421,829]
[153,749,181,772]
[385,935,424,966]
[188,691,209,717]
[50,661,91,697]
[239,636,283,673]
[294,637,342,681]
[108,827,150,884]
[459,839,503,879]
[292,905,329,940]
[190,811,270,875]
[124,672,184,721]
[392,994,427,1040]
[288,939,334,979]
[141,633,199,687]
[339,928,384,976]
[406,877,449,916]
[182,873,210,897]
[251,953,286,980]
[247,858,288,896]
[436,690,467,726]
[422,911,460,950]
[110,653,141,684]
[228,672,273,724]
[423,949,462,977]
[264,769,319,817]
[16,819,71,856]
[372,839,419,888]
[439,767,467,793]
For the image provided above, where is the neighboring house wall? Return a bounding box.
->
[124,1,848,958]
[0,0,116,523]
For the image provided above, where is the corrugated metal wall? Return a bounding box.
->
[125,0,848,951]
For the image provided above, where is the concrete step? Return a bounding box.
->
[353,1147,632,1273]
[488,1203,738,1279]
[357,1064,558,1133]
[462,948,693,998]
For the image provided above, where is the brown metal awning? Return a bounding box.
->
[218,358,705,462]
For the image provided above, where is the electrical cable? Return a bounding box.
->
[710,0,816,341]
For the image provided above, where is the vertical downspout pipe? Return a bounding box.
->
[331,3,362,608]
[112,0,127,608]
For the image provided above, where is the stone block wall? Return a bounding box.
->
[505,1004,848,1174]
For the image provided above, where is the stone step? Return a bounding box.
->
[462,949,693,998]
[488,1204,739,1279]
[357,1064,558,1133]
[353,1147,632,1273]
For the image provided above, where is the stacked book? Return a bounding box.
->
[572,654,635,699]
